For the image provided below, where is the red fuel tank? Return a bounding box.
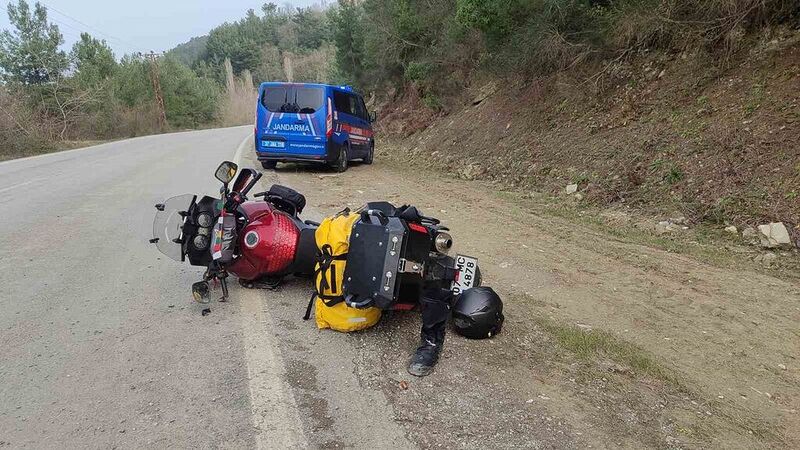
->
[228,202,301,280]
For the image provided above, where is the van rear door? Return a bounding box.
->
[258,85,327,157]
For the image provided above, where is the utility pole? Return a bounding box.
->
[145,51,167,130]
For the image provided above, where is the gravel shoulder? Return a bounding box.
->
[256,151,800,449]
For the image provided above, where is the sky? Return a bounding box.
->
[0,0,320,57]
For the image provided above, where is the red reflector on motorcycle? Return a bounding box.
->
[408,223,428,234]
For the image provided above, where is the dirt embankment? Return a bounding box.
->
[376,29,800,239]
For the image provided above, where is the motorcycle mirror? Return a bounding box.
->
[215,161,238,185]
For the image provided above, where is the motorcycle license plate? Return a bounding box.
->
[451,254,478,295]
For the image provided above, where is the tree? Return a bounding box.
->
[113,54,220,129]
[329,0,366,88]
[205,21,261,75]
[113,55,153,108]
[0,0,67,84]
[71,33,117,88]
[294,6,329,50]
[158,56,219,128]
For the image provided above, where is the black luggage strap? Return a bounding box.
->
[302,292,348,320]
[303,244,347,320]
[315,244,347,292]
[303,292,316,320]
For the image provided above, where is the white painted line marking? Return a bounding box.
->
[0,143,113,168]
[233,133,252,169]
[240,292,308,448]
[235,128,304,447]
[0,179,38,194]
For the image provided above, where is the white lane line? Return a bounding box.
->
[0,179,38,194]
[233,130,307,448]
[240,292,308,448]
[233,133,253,169]
[0,144,113,168]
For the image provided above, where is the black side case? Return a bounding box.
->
[343,210,433,309]
[342,212,407,309]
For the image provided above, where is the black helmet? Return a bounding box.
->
[451,287,504,339]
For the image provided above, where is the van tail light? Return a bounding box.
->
[326,97,333,138]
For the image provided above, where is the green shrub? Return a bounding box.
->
[404,61,433,82]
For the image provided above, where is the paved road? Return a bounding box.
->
[0,127,413,449]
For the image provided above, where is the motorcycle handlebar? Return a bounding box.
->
[239,172,262,197]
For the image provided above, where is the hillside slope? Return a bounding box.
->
[378,30,800,237]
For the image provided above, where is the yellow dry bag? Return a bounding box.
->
[303,209,381,332]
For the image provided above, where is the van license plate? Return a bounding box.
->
[451,254,479,295]
[261,140,285,149]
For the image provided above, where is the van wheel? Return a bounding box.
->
[334,146,348,173]
[261,161,277,170]
[364,144,374,165]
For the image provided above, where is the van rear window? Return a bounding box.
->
[261,86,324,114]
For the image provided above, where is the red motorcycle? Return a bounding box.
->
[151,161,481,306]
[151,161,317,302]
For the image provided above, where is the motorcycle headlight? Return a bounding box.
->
[197,212,214,228]
[192,234,209,250]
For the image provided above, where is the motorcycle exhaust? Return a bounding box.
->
[434,232,453,254]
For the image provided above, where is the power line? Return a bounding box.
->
[47,16,92,42]
[36,1,146,54]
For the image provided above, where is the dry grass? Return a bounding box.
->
[219,58,257,127]
[533,315,687,389]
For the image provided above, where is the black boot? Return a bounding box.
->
[408,325,445,376]
[408,289,451,377]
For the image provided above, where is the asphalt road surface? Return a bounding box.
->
[0,127,413,449]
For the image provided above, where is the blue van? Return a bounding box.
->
[254,82,376,172]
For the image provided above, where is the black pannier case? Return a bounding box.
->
[342,210,431,309]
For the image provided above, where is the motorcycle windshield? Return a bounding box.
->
[153,194,196,261]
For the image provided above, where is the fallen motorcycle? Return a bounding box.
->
[150,161,317,302]
[150,161,482,307]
